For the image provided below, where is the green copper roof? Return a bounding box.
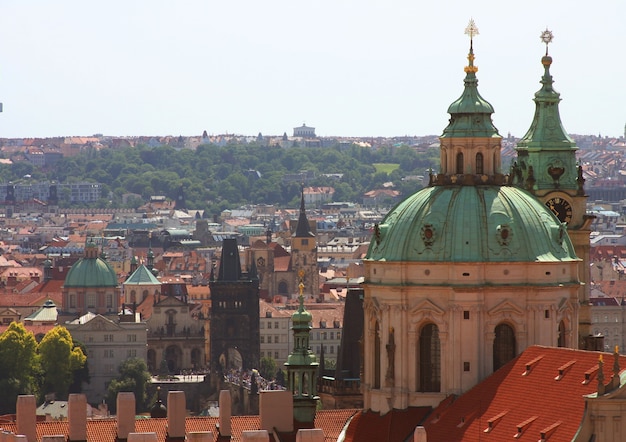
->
[441,43,500,138]
[64,256,118,288]
[125,264,160,285]
[366,185,577,263]
[516,54,576,152]
[25,300,58,322]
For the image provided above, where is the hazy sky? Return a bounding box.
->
[0,1,624,139]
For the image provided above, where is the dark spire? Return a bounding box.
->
[294,185,314,238]
[249,255,258,281]
[147,232,154,271]
[217,238,242,281]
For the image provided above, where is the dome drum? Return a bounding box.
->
[365,260,581,288]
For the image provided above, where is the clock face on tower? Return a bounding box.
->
[546,197,572,224]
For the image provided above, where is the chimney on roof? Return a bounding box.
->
[241,430,270,441]
[16,395,36,442]
[117,392,136,440]
[166,391,186,441]
[218,390,232,437]
[187,432,215,442]
[42,437,66,442]
[259,390,293,435]
[68,394,87,442]
[127,433,157,442]
[413,426,428,442]
[295,429,325,441]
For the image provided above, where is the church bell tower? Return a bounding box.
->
[513,29,593,348]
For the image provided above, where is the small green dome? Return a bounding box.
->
[292,307,312,325]
[366,186,577,263]
[64,256,118,288]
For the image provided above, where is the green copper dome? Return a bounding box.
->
[64,255,118,288]
[366,185,577,263]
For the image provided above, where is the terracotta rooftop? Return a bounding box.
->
[342,407,431,442]
[422,345,626,442]
[0,409,357,442]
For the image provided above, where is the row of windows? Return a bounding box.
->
[314,331,341,341]
[593,314,623,323]
[68,293,114,309]
[260,335,282,344]
[261,321,285,329]
[86,334,137,343]
[104,349,138,358]
[371,321,546,392]
[452,152,490,175]
[215,300,246,309]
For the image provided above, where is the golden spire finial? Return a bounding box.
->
[540,28,554,56]
[464,19,479,73]
[298,269,305,296]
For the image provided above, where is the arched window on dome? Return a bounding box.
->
[417,323,440,392]
[558,320,566,347]
[374,321,381,389]
[456,152,464,175]
[130,290,136,304]
[142,289,149,301]
[476,152,484,174]
[493,323,516,371]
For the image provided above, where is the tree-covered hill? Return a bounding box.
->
[3,141,440,212]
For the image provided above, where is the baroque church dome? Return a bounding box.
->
[366,185,577,263]
[64,242,118,288]
[366,28,577,265]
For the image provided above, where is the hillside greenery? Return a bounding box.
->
[2,142,440,213]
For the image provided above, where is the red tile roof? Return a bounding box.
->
[0,409,356,442]
[423,345,626,442]
[342,407,431,442]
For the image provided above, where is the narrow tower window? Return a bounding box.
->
[557,320,566,347]
[476,152,484,174]
[374,321,381,389]
[417,323,441,392]
[493,323,516,371]
[456,152,464,174]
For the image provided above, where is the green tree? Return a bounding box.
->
[68,340,90,394]
[259,356,278,381]
[38,326,86,400]
[0,322,39,413]
[106,358,151,413]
